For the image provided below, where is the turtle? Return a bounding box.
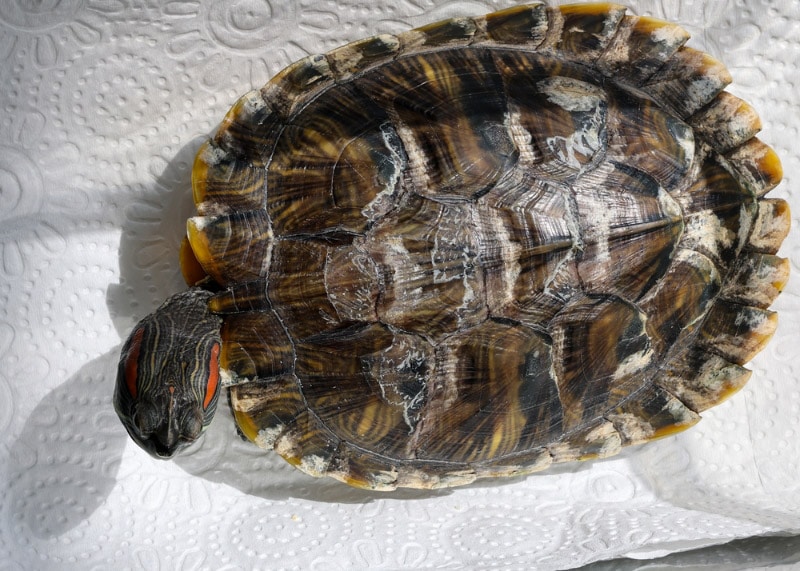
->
[114,2,790,490]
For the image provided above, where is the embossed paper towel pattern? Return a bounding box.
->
[1,0,798,569]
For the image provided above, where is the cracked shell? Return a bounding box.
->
[185,2,790,490]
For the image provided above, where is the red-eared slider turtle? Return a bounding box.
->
[114,3,790,490]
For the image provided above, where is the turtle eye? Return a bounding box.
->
[203,342,221,410]
[124,327,145,399]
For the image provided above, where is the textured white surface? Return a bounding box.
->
[0,0,798,569]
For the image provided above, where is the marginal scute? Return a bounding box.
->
[398,16,478,51]
[596,15,690,84]
[272,410,340,476]
[179,235,208,286]
[642,47,732,118]
[475,446,552,480]
[261,54,334,117]
[481,3,548,46]
[229,375,305,446]
[689,92,762,154]
[192,141,265,215]
[185,3,788,489]
[187,210,272,285]
[699,301,778,365]
[747,199,791,254]
[548,419,621,462]
[723,138,784,197]
[606,385,700,445]
[658,348,752,412]
[721,253,789,309]
[546,3,627,63]
[213,90,279,167]
[327,34,400,80]
[330,444,401,491]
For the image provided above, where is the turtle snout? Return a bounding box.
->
[149,422,183,459]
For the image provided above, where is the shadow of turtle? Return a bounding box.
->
[1,351,127,540]
[106,136,205,339]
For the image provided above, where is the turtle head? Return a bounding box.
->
[114,288,223,459]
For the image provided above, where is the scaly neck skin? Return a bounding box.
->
[114,288,223,458]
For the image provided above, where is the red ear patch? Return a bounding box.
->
[125,327,145,399]
[204,342,221,410]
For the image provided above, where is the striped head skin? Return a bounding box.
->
[114,288,223,458]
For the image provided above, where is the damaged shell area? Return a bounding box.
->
[186,2,789,490]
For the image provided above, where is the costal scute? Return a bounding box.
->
[116,2,790,490]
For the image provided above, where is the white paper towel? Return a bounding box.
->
[1,0,798,569]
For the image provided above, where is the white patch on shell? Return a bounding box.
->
[368,468,400,488]
[240,89,268,115]
[200,142,229,166]
[505,107,537,167]
[586,200,614,264]
[360,124,405,221]
[651,24,688,45]
[684,213,732,258]
[748,202,783,251]
[482,205,521,309]
[613,345,654,382]
[329,44,366,77]
[607,412,654,443]
[584,421,619,445]
[733,307,770,331]
[658,185,684,222]
[548,422,621,462]
[537,78,606,173]
[189,215,213,231]
[538,76,604,113]
[685,77,722,113]
[384,235,415,295]
[574,163,618,264]
[256,425,284,449]
[298,454,330,477]
[273,431,296,457]
[606,36,630,65]
[430,207,482,328]
[692,355,747,392]
[394,120,432,194]
[543,188,582,294]
[323,245,378,322]
[219,367,236,388]
[373,342,430,434]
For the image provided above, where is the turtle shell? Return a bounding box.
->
[185,3,789,490]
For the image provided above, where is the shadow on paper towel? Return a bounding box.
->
[1,352,127,539]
